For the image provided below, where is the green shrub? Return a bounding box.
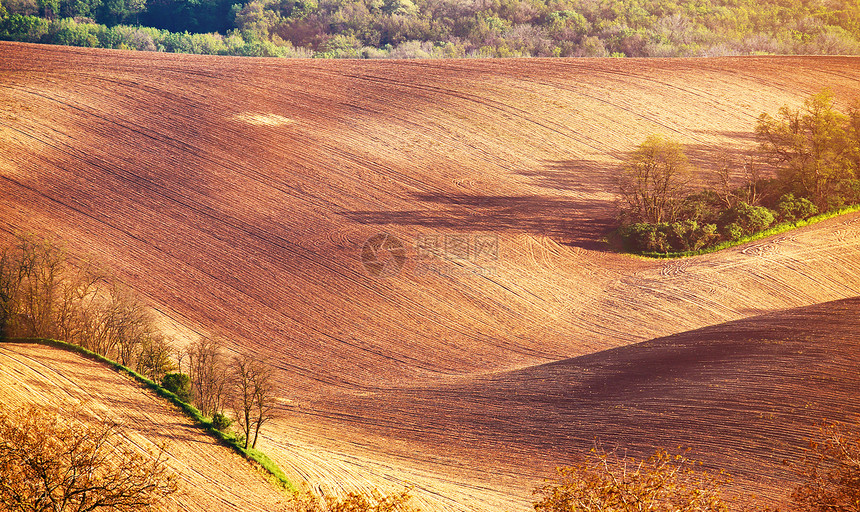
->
[0,13,48,41]
[618,223,669,253]
[723,223,744,241]
[49,18,99,46]
[619,219,719,254]
[677,190,722,225]
[161,372,192,403]
[777,193,818,223]
[827,178,860,211]
[211,412,232,431]
[719,202,775,239]
[670,220,718,252]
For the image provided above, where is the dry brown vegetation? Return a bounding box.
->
[534,449,732,512]
[2,42,860,510]
[792,423,860,512]
[0,406,178,512]
[288,488,420,512]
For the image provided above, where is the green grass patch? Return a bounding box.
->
[629,203,860,259]
[0,337,297,493]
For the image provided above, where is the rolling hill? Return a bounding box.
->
[2,41,860,510]
[301,297,860,506]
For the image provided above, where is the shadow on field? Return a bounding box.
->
[316,298,860,491]
[682,130,771,184]
[517,158,617,194]
[344,192,615,250]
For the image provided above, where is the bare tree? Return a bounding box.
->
[0,236,103,343]
[618,135,692,224]
[713,151,737,210]
[15,236,66,339]
[712,153,766,210]
[174,345,188,375]
[231,352,254,449]
[111,289,157,369]
[55,260,104,348]
[0,406,178,512]
[0,244,27,339]
[188,336,230,417]
[230,351,276,450]
[740,156,766,206]
[251,359,276,450]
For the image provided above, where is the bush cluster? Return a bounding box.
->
[618,91,858,255]
[161,371,192,402]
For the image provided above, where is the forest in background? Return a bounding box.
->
[1,0,859,57]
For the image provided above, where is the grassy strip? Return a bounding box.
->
[630,203,860,259]
[0,337,297,493]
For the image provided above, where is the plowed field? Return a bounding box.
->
[2,42,860,510]
[295,297,860,506]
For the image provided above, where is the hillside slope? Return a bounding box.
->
[2,42,860,510]
[0,342,289,511]
[298,297,860,506]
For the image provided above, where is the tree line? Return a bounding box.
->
[616,90,860,254]
[1,0,859,57]
[0,234,276,451]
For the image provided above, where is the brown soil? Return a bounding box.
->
[302,297,860,506]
